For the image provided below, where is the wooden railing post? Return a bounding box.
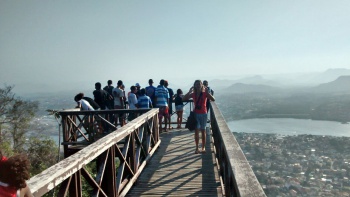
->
[130,130,136,175]
[61,114,69,158]
[102,146,117,196]
[69,170,82,197]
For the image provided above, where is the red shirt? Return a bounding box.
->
[0,181,18,197]
[0,156,18,197]
[192,91,208,114]
[0,156,7,162]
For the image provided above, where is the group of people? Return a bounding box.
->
[74,79,215,154]
[74,79,172,129]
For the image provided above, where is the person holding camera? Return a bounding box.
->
[183,80,215,154]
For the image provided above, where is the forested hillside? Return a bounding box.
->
[0,86,58,177]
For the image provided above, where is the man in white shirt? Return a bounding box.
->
[112,80,125,126]
[128,86,138,121]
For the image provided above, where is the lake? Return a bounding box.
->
[227,118,350,137]
[48,117,350,144]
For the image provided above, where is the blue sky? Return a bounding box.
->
[1,1,350,93]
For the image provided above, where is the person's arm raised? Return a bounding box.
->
[182,87,194,101]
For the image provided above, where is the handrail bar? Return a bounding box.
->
[210,102,266,197]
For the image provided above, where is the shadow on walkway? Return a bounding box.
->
[127,128,221,196]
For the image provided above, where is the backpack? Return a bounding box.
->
[83,97,100,110]
[103,90,114,102]
[101,90,112,106]
[103,86,114,100]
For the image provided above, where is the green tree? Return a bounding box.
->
[0,85,38,152]
[7,99,38,152]
[26,136,58,175]
[0,85,58,176]
[0,85,15,148]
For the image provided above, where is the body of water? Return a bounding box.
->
[46,117,350,144]
[227,118,350,137]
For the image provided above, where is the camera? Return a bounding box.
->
[195,106,201,110]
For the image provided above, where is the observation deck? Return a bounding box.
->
[27,102,266,197]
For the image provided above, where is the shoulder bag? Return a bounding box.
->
[185,92,202,131]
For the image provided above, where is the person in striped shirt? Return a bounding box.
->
[155,79,170,132]
[137,88,153,109]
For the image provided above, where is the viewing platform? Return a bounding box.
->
[127,128,221,196]
[27,102,266,197]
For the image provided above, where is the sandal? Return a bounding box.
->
[195,149,199,154]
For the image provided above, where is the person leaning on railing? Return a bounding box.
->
[0,150,34,197]
[182,80,215,154]
[74,93,95,111]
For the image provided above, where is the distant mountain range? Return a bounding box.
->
[312,75,350,93]
[216,75,350,95]
[8,68,350,97]
[226,83,281,94]
[210,75,279,90]
[307,68,350,85]
[211,68,350,95]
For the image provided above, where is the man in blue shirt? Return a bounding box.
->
[145,79,156,107]
[155,79,170,132]
[137,88,152,109]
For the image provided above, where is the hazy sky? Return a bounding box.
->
[1,1,350,93]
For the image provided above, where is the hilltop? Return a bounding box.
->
[216,74,350,123]
[211,68,350,93]
[312,75,350,93]
[226,83,281,94]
